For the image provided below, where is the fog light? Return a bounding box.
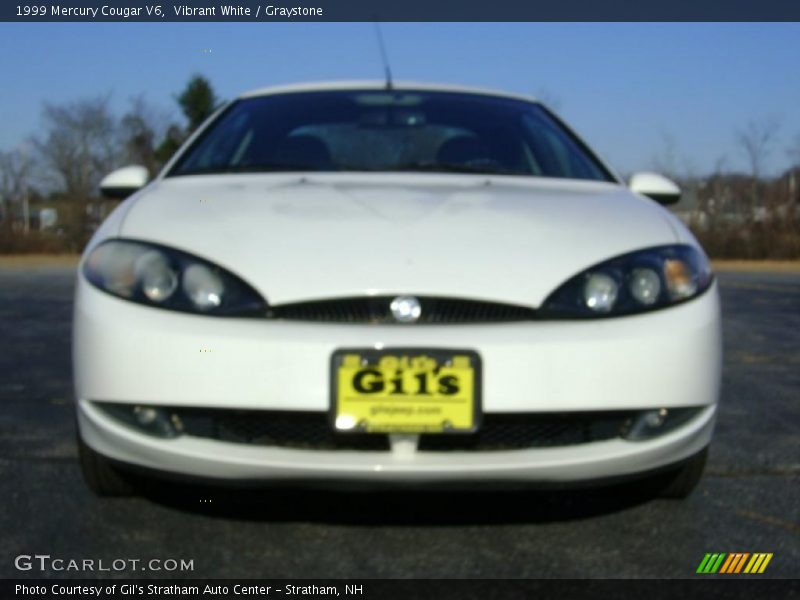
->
[134,406,177,437]
[134,405,158,425]
[96,403,179,438]
[645,408,667,427]
[625,409,668,440]
[583,273,618,313]
[624,407,702,441]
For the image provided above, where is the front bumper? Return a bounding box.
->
[78,400,716,484]
[73,277,722,483]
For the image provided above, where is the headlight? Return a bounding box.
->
[83,239,267,316]
[183,264,225,310]
[136,250,178,302]
[582,273,618,313]
[541,244,712,318]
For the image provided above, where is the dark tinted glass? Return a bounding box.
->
[169,90,613,181]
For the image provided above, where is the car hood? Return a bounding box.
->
[118,173,679,307]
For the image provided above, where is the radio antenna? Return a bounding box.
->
[374,23,393,90]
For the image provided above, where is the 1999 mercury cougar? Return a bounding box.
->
[74,82,721,498]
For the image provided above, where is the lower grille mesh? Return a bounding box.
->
[179,409,389,451]
[175,409,634,452]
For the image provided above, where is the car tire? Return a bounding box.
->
[659,447,708,499]
[78,435,136,497]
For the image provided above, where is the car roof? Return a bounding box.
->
[239,81,540,104]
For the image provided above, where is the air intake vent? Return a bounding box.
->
[269,296,537,324]
[170,409,634,451]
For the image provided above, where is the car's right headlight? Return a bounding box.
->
[83,239,267,316]
[540,244,713,318]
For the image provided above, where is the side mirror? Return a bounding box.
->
[100,165,149,199]
[629,172,681,205]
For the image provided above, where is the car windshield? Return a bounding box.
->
[168,89,614,181]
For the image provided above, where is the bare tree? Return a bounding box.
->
[0,146,33,231]
[787,133,800,168]
[120,95,171,176]
[651,132,681,180]
[736,118,781,214]
[0,149,28,200]
[704,155,730,217]
[786,134,800,206]
[33,95,119,199]
[737,118,780,180]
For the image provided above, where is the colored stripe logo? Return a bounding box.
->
[696,553,773,574]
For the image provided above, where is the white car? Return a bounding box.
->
[74,81,722,498]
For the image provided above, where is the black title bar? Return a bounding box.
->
[4,0,800,22]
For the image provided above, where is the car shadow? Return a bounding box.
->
[136,475,672,525]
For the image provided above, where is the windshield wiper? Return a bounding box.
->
[174,162,529,177]
[390,161,528,176]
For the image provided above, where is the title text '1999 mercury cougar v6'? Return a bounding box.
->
[73,81,722,498]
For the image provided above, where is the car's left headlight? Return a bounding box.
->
[540,244,713,318]
[82,239,267,316]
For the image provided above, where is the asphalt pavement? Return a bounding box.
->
[0,266,797,579]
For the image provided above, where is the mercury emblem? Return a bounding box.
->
[390,296,422,323]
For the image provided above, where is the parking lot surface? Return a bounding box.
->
[1,266,797,578]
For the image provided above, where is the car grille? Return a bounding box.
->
[268,296,537,324]
[174,409,635,452]
[418,413,633,451]
[179,409,389,451]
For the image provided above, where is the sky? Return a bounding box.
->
[1,22,799,177]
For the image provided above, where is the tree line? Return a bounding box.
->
[1,80,799,258]
[649,121,800,259]
[0,74,219,249]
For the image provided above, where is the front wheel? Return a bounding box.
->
[77,434,136,497]
[659,447,709,499]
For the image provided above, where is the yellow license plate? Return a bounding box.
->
[331,349,481,434]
